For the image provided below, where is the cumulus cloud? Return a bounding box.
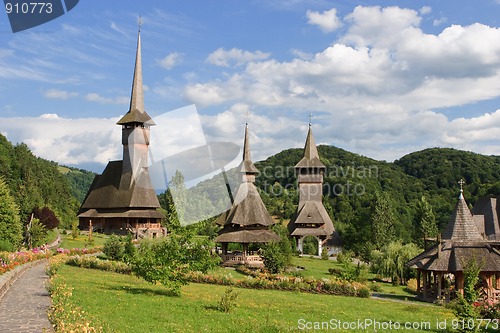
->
[184,5,500,161]
[306,8,342,33]
[206,48,270,67]
[158,52,182,70]
[85,93,129,105]
[44,89,78,100]
[0,115,121,167]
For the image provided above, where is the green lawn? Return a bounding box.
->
[59,231,109,249]
[292,256,343,279]
[53,265,453,333]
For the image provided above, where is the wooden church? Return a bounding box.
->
[78,30,166,239]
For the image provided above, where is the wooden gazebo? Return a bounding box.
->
[215,124,280,267]
[407,183,500,303]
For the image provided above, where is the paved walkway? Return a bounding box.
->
[0,260,54,333]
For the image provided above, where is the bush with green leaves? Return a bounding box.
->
[449,259,481,332]
[103,235,125,261]
[260,224,293,274]
[217,286,239,313]
[27,217,47,249]
[130,230,220,296]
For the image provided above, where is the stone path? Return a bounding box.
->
[0,260,54,333]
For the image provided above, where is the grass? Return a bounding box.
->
[59,231,109,249]
[292,256,343,279]
[53,264,454,333]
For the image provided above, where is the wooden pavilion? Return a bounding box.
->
[287,123,341,255]
[407,182,500,303]
[215,124,280,267]
[78,30,166,239]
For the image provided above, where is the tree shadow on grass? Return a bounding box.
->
[107,285,179,297]
[371,293,427,304]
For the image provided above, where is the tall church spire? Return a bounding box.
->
[239,123,259,181]
[295,124,325,169]
[117,23,153,125]
[129,29,144,113]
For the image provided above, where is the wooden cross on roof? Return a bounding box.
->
[458,179,465,192]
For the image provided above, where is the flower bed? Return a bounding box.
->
[0,249,52,275]
[55,247,102,256]
[66,255,131,274]
[47,255,105,333]
[185,270,370,298]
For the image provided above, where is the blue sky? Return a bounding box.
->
[1,0,500,172]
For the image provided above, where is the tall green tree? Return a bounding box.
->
[371,241,420,285]
[159,188,181,232]
[370,191,396,250]
[0,177,23,250]
[414,196,438,247]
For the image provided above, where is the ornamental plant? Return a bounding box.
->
[130,229,220,296]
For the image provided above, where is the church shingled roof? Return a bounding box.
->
[442,191,483,241]
[295,124,325,169]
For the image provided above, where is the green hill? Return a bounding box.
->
[0,134,81,228]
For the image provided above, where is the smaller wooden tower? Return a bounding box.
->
[215,124,280,267]
[288,123,340,255]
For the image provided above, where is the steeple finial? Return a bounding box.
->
[458,179,465,199]
[138,15,142,33]
[308,112,313,126]
[129,20,144,113]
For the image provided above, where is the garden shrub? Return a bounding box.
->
[103,235,125,261]
[217,286,239,313]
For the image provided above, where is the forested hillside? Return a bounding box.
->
[58,166,96,203]
[183,145,500,257]
[0,134,80,228]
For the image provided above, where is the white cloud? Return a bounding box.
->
[183,5,500,161]
[158,52,182,70]
[85,93,129,105]
[206,48,270,67]
[433,17,448,26]
[0,115,121,166]
[44,89,78,100]
[306,8,342,33]
[419,6,432,15]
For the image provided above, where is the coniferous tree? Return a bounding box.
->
[415,196,438,247]
[0,177,23,250]
[370,191,396,250]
